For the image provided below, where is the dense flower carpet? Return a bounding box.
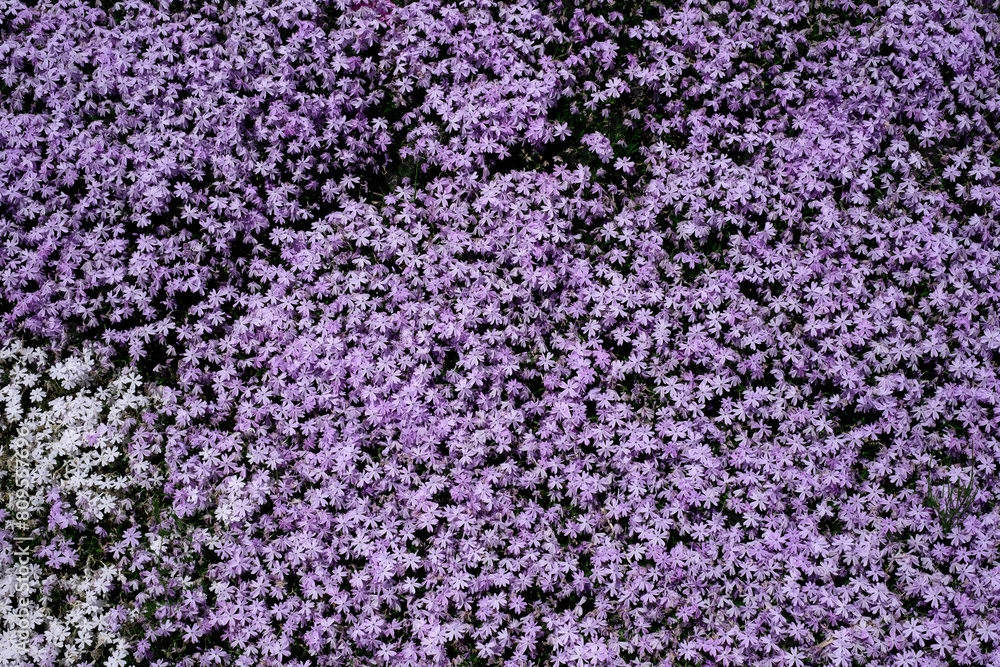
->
[2,0,1000,665]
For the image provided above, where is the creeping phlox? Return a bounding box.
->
[0,342,158,667]
[0,0,999,665]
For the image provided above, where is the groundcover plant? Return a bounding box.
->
[1,0,1000,665]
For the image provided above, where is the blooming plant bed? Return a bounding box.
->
[1,0,1000,665]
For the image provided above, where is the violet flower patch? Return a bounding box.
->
[1,0,1000,666]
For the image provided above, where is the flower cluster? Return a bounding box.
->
[2,0,1000,665]
[0,342,158,667]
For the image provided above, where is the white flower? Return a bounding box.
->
[0,342,159,666]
